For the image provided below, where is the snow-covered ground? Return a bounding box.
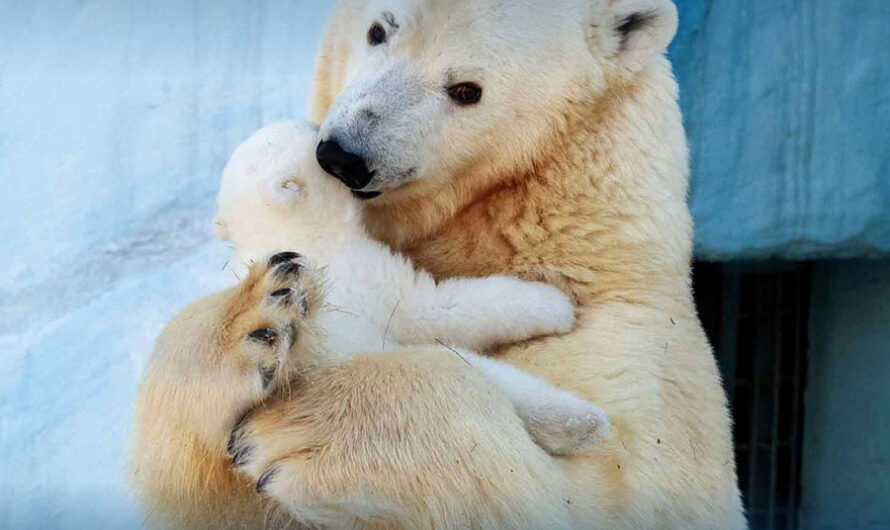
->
[0,1,332,527]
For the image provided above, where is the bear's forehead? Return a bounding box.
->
[365,0,588,52]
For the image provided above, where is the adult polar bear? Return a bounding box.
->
[304,0,744,527]
[134,0,743,528]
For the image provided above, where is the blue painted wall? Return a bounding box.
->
[671,0,890,260]
[803,260,890,530]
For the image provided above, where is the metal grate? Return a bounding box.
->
[692,262,810,530]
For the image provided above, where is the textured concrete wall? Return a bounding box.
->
[671,0,890,260]
[803,260,890,529]
[0,2,332,527]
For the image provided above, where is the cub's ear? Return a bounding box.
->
[591,0,678,65]
[265,177,303,204]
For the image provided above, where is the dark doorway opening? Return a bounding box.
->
[692,262,811,530]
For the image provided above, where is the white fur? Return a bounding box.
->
[215,121,609,454]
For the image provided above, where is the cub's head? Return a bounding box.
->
[215,121,362,267]
[314,0,678,198]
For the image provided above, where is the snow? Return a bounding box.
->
[0,1,333,527]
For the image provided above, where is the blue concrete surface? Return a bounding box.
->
[804,260,890,529]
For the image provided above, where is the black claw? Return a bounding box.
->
[259,363,277,389]
[248,328,277,344]
[273,261,303,279]
[232,444,253,468]
[269,288,292,304]
[228,410,252,455]
[232,440,253,467]
[268,251,301,268]
[256,467,279,494]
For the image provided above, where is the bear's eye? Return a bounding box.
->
[447,82,483,106]
[368,22,386,46]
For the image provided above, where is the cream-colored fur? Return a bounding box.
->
[132,0,745,527]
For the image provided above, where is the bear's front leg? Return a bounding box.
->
[228,348,575,529]
[131,251,326,530]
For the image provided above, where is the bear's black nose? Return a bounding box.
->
[316,139,375,190]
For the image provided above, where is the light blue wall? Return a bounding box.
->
[671,0,890,260]
[0,0,332,300]
[802,260,890,529]
[0,2,333,527]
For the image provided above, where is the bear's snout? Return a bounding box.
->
[316,138,375,191]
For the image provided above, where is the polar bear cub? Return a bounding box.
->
[214,121,608,455]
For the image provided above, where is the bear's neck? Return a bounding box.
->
[363,61,692,306]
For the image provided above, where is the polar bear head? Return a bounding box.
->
[313,0,678,197]
[215,121,363,269]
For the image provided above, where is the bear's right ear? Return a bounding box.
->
[590,0,678,67]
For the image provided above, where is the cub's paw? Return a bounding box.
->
[524,282,576,335]
[523,392,609,456]
[232,251,325,393]
[474,276,576,338]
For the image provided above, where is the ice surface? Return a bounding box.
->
[0,1,333,527]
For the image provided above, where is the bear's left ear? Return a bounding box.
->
[591,0,678,65]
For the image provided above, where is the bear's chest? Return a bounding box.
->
[405,225,514,280]
[368,181,577,286]
[401,199,548,282]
